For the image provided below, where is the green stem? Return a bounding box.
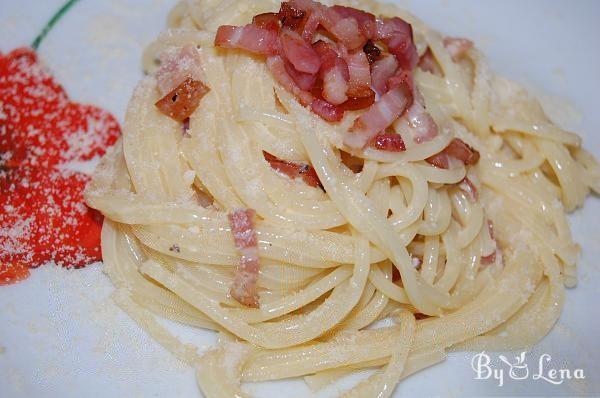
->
[31,0,81,50]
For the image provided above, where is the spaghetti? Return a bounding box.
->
[85,0,600,396]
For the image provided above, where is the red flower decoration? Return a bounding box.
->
[0,48,120,285]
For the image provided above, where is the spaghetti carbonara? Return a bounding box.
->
[84,0,600,396]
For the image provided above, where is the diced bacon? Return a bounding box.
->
[263,151,323,189]
[370,54,398,95]
[279,1,308,30]
[313,40,350,105]
[214,24,278,55]
[371,133,406,152]
[363,40,381,64]
[339,90,375,111]
[426,138,480,169]
[418,48,442,76]
[321,59,349,105]
[344,50,371,97]
[253,12,281,31]
[301,10,322,41]
[332,19,365,50]
[330,5,377,39]
[401,99,439,144]
[445,138,480,165]
[443,37,473,62]
[376,17,418,70]
[286,0,324,41]
[228,209,260,307]
[311,98,344,122]
[229,209,257,248]
[284,59,317,91]
[458,176,478,202]
[289,0,320,11]
[231,249,261,307]
[345,83,412,149]
[266,55,314,106]
[214,1,423,125]
[386,68,414,93]
[155,45,203,96]
[425,152,449,169]
[280,29,321,74]
[311,38,336,55]
[155,77,210,121]
[320,8,367,50]
[481,251,496,265]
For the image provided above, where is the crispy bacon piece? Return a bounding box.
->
[458,176,478,202]
[253,12,281,31]
[371,133,406,152]
[446,138,480,165]
[214,1,422,125]
[311,98,344,122]
[339,90,375,111]
[284,59,318,91]
[266,55,314,106]
[155,77,210,121]
[363,40,381,64]
[313,40,349,105]
[344,84,374,99]
[278,1,307,30]
[400,98,439,144]
[321,61,349,105]
[228,209,260,308]
[370,54,398,95]
[283,0,323,40]
[320,7,367,50]
[426,152,449,169]
[302,13,321,41]
[344,50,371,97]
[481,251,496,265]
[443,37,474,62]
[426,138,480,169]
[418,48,442,76]
[280,29,321,74]
[376,17,418,70]
[311,39,335,56]
[155,45,203,96]
[386,68,414,93]
[330,5,377,39]
[263,151,324,189]
[345,82,412,149]
[214,24,278,55]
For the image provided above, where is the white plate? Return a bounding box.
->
[1,1,599,396]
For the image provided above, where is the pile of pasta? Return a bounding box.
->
[85,0,600,396]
